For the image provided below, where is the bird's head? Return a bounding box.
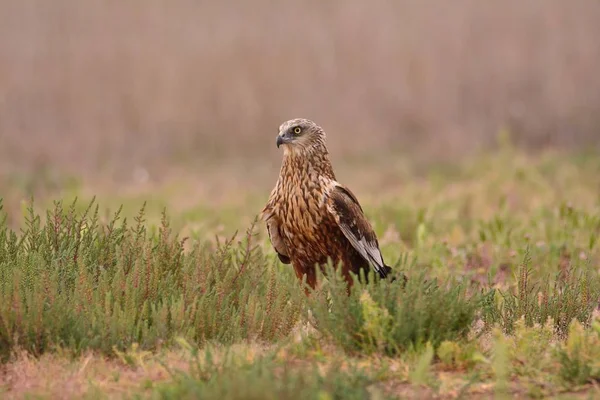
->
[276,118,326,154]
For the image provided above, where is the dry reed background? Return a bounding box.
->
[0,0,599,182]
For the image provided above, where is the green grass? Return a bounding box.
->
[152,343,381,400]
[1,149,600,398]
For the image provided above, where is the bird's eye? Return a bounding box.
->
[293,127,302,134]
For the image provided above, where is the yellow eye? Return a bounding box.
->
[293,127,302,134]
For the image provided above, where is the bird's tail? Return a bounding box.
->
[384,264,408,286]
[382,265,393,278]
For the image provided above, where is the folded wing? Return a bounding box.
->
[325,184,390,278]
[262,208,291,264]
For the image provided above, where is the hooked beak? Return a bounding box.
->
[276,134,292,148]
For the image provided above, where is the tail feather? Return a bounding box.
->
[383,264,408,286]
[377,264,393,279]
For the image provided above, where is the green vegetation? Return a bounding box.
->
[0,200,303,359]
[1,150,600,398]
[153,343,379,400]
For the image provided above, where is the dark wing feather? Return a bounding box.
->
[325,184,390,278]
[263,211,291,264]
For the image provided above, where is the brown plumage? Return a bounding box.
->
[261,118,393,293]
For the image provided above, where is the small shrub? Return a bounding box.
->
[307,266,480,356]
[408,342,435,386]
[481,249,599,337]
[0,199,302,360]
[154,342,380,400]
[437,340,482,371]
[556,318,600,387]
[509,317,555,379]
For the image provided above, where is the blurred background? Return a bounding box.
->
[0,0,599,195]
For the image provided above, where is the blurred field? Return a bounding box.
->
[1,149,600,399]
[1,1,600,399]
[1,0,600,185]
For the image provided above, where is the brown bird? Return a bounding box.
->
[261,118,394,293]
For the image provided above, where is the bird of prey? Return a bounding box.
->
[261,118,394,293]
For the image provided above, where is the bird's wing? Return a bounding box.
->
[262,203,291,264]
[325,184,390,278]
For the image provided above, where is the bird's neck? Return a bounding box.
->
[280,144,336,182]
